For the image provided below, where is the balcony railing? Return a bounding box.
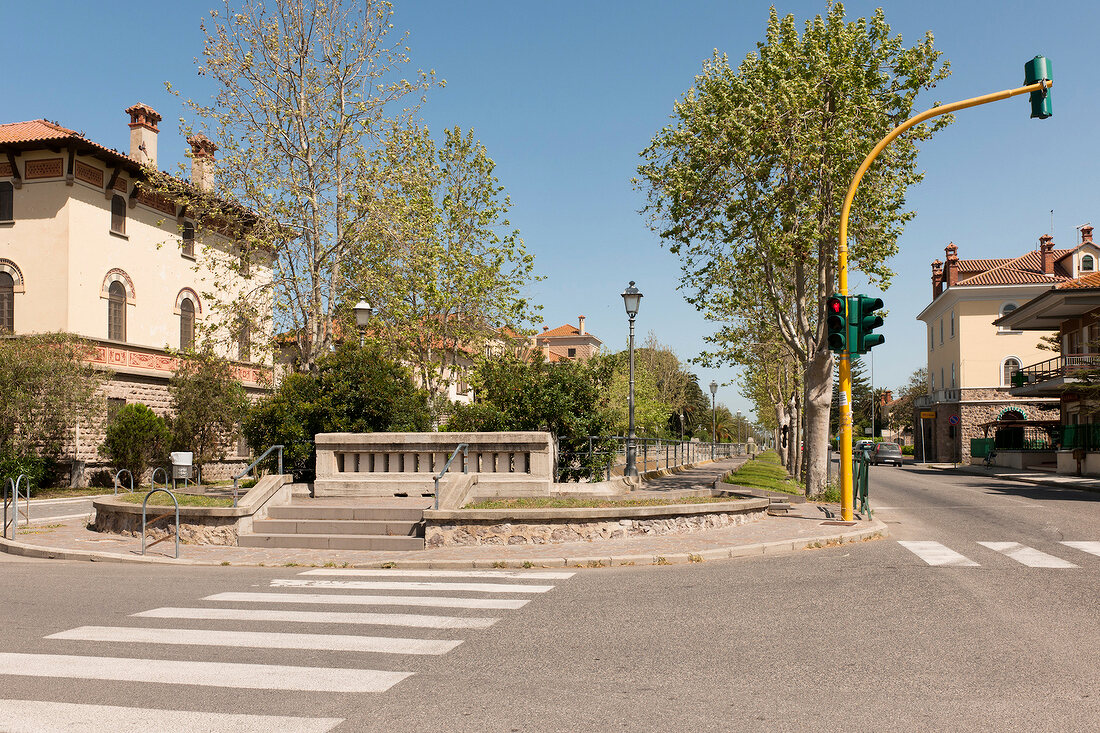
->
[914,388,961,408]
[1014,353,1100,387]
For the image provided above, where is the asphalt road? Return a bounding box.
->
[1,466,1098,731]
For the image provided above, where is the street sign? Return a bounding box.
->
[948,415,960,426]
[864,427,873,435]
[920,411,936,419]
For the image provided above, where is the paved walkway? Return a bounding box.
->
[1,457,886,567]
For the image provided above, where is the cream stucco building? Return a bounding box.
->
[912,233,1100,463]
[0,105,273,483]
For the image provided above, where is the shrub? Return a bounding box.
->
[901,444,914,455]
[87,469,116,489]
[169,351,248,475]
[99,404,170,487]
[244,342,430,480]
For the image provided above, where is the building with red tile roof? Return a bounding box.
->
[531,315,602,362]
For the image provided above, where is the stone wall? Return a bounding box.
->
[92,507,239,546]
[425,507,765,548]
[913,387,1059,463]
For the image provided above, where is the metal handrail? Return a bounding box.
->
[3,474,29,540]
[113,469,134,495]
[433,444,469,510]
[141,488,179,559]
[232,444,284,507]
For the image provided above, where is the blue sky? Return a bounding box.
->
[9,1,1098,420]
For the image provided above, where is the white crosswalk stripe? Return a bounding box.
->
[0,652,410,692]
[270,578,555,593]
[898,541,980,567]
[134,606,500,629]
[0,699,343,733]
[204,591,530,609]
[1061,541,1100,558]
[46,625,463,655]
[299,568,575,580]
[977,542,1079,568]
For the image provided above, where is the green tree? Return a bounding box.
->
[0,334,105,488]
[887,367,928,436]
[639,2,950,495]
[167,0,438,372]
[244,342,431,479]
[606,353,671,438]
[443,354,614,480]
[168,351,248,479]
[350,124,541,417]
[99,404,170,486]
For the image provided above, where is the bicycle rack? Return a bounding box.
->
[150,467,168,492]
[3,474,30,540]
[141,488,180,559]
[113,469,134,495]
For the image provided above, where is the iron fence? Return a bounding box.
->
[555,437,743,482]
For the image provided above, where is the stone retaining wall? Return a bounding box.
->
[92,509,239,546]
[425,504,766,548]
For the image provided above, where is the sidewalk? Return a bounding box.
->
[923,461,1100,494]
[0,457,886,568]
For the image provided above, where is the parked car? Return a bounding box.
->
[872,442,903,466]
[855,439,875,452]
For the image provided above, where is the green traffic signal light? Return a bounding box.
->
[854,295,885,354]
[1024,55,1052,119]
[826,295,847,353]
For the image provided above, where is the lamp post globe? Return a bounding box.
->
[622,282,643,479]
[353,300,373,346]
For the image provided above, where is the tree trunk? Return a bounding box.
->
[802,348,833,496]
[774,401,789,468]
[787,394,800,480]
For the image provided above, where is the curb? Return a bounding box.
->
[931,464,1100,494]
[0,519,888,569]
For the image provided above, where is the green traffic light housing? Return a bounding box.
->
[825,294,848,353]
[1024,55,1052,119]
[853,295,885,354]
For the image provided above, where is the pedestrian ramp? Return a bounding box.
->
[898,540,1100,568]
[0,566,575,731]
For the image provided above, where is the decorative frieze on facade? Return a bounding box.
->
[24,158,63,179]
[0,161,11,177]
[113,175,127,192]
[136,187,177,216]
[84,343,270,387]
[74,160,103,187]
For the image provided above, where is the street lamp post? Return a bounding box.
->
[621,282,643,479]
[709,380,718,460]
[353,300,373,346]
[736,410,742,453]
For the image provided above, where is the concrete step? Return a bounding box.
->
[252,519,420,536]
[237,533,426,551]
[266,505,425,522]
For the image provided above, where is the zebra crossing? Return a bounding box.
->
[899,540,1100,568]
[0,567,574,732]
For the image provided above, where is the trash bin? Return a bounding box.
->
[170,452,193,485]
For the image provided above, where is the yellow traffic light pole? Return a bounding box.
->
[837,78,1052,521]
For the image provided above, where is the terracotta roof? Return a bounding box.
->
[957,258,1011,270]
[540,323,582,338]
[0,119,138,164]
[1056,271,1100,290]
[954,248,1073,287]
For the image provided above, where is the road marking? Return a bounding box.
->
[0,652,410,692]
[1061,541,1100,558]
[134,606,499,629]
[977,542,1078,568]
[0,699,343,732]
[205,592,530,610]
[270,579,554,594]
[299,568,575,580]
[898,541,980,567]
[46,626,462,655]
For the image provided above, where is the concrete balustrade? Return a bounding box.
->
[313,432,554,498]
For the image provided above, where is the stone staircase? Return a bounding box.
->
[238,502,427,551]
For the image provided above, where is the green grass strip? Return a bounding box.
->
[723,451,804,496]
[463,495,744,510]
[117,493,234,508]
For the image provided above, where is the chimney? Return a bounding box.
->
[578,315,586,335]
[1039,234,1054,275]
[125,103,161,167]
[883,390,893,405]
[541,339,550,359]
[1082,225,1093,244]
[931,259,944,298]
[187,134,218,191]
[944,243,959,287]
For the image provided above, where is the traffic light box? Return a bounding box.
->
[826,294,848,353]
[853,295,885,354]
[1024,55,1052,119]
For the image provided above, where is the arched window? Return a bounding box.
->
[1002,357,1021,386]
[236,314,250,362]
[182,222,195,257]
[179,298,195,350]
[0,181,13,222]
[110,195,126,235]
[0,272,13,333]
[108,281,126,341]
[999,302,1018,332]
[1083,254,1095,273]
